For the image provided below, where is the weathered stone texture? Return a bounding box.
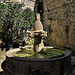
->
[42,0,75,51]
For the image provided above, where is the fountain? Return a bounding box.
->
[6,13,71,75]
[26,13,47,53]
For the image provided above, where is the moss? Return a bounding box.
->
[14,48,64,58]
[14,53,32,57]
[16,48,34,54]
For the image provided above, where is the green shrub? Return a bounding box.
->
[0,2,35,49]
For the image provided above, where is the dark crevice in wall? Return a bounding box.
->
[61,32,63,37]
[65,26,69,33]
[63,46,71,50]
[65,25,69,39]
[48,25,53,33]
[48,17,53,20]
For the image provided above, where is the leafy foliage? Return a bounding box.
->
[0,2,35,49]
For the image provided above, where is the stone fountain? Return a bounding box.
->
[6,13,71,75]
[26,13,47,53]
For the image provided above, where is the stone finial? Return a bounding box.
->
[36,13,40,20]
[33,13,43,31]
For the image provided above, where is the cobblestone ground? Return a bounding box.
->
[0,49,75,75]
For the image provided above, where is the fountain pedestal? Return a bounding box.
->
[33,31,47,52]
[26,13,47,52]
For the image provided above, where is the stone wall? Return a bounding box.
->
[1,0,36,11]
[35,0,75,51]
[22,0,36,11]
[8,0,35,11]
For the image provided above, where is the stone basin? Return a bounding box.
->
[6,47,71,75]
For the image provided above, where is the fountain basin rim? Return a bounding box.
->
[6,48,71,61]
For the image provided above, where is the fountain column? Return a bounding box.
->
[26,13,47,52]
[33,13,47,52]
[34,33,44,52]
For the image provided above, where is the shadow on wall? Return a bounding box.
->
[34,0,44,21]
